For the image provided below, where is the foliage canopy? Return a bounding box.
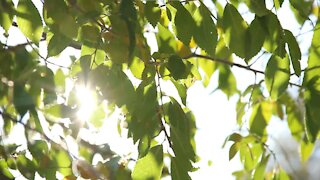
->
[0,0,320,179]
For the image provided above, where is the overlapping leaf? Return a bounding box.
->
[265,55,290,100]
[16,0,43,44]
[222,4,265,61]
[303,20,320,142]
[132,145,164,180]
[171,2,196,46]
[193,3,218,56]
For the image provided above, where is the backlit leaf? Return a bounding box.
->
[145,1,161,28]
[300,141,314,162]
[172,2,196,46]
[245,17,265,62]
[289,0,313,24]
[244,0,269,17]
[265,55,290,100]
[168,98,196,168]
[303,20,320,142]
[120,0,137,61]
[167,55,188,80]
[257,13,282,53]
[156,24,177,54]
[0,0,14,32]
[171,156,192,180]
[274,0,285,9]
[171,78,187,105]
[250,102,272,136]
[229,142,240,160]
[79,24,100,45]
[218,65,237,98]
[48,33,72,57]
[16,0,43,44]
[13,84,35,117]
[284,29,301,76]
[222,4,247,58]
[193,3,218,56]
[253,155,269,180]
[132,145,163,180]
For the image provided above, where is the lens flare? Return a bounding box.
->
[76,85,96,122]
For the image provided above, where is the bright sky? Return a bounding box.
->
[1,0,319,179]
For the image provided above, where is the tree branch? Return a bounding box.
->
[184,53,302,88]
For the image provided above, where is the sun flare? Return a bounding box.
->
[76,85,96,122]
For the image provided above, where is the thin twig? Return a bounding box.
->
[0,110,51,142]
[184,53,302,88]
[155,65,173,149]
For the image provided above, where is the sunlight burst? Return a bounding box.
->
[76,85,96,122]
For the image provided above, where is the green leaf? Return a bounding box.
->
[59,15,79,39]
[198,57,216,87]
[128,80,159,143]
[171,156,192,180]
[156,24,177,54]
[79,24,100,45]
[132,145,164,180]
[0,0,14,32]
[0,159,14,179]
[172,2,196,46]
[303,20,320,142]
[273,168,291,180]
[279,93,304,140]
[88,104,105,128]
[44,104,74,119]
[222,4,247,58]
[250,102,272,136]
[274,0,285,9]
[120,0,137,61]
[229,142,240,160]
[54,69,66,93]
[228,133,243,143]
[245,17,265,62]
[239,142,262,171]
[90,65,136,108]
[51,149,72,176]
[218,65,237,98]
[44,0,78,38]
[47,33,72,57]
[244,0,269,17]
[300,141,314,162]
[257,13,282,53]
[304,82,320,142]
[13,84,35,117]
[236,100,246,125]
[16,0,43,44]
[289,0,313,24]
[193,3,218,56]
[168,98,196,165]
[253,155,269,180]
[104,16,131,63]
[130,58,145,79]
[138,136,151,158]
[166,55,188,80]
[265,55,290,99]
[284,29,301,76]
[145,1,161,28]
[171,78,187,105]
[16,155,36,179]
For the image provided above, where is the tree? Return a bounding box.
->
[0,0,319,179]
